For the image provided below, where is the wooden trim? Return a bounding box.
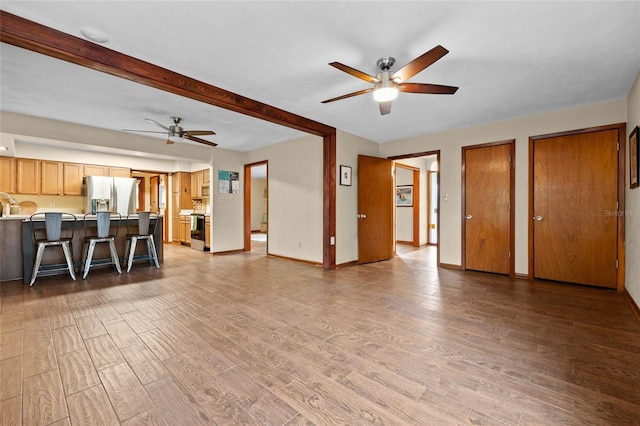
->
[211,249,245,256]
[439,263,462,270]
[529,123,626,290]
[1,11,338,270]
[396,240,414,245]
[461,139,515,276]
[243,164,252,252]
[323,133,336,269]
[624,290,640,322]
[395,163,420,247]
[267,253,323,267]
[515,273,529,280]
[336,260,359,268]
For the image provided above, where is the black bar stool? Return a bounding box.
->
[123,212,160,272]
[29,212,76,286]
[81,211,122,279]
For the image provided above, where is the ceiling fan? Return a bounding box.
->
[321,45,458,115]
[123,117,217,147]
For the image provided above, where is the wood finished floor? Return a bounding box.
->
[1,242,639,425]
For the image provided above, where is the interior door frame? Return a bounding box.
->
[528,123,626,291]
[394,163,420,247]
[388,150,441,266]
[244,160,268,252]
[461,139,515,276]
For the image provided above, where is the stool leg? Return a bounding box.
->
[126,237,138,273]
[30,243,46,286]
[123,238,131,271]
[82,241,96,279]
[108,239,122,274]
[61,242,76,281]
[148,236,160,269]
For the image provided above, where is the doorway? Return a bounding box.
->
[244,161,268,253]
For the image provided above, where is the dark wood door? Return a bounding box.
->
[464,143,512,274]
[532,129,618,288]
[358,155,394,264]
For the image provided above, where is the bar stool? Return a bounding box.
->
[29,212,76,286]
[81,211,122,279]
[123,212,160,272]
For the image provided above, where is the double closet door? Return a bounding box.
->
[530,124,624,289]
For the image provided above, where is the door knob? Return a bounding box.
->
[465,215,472,220]
[535,215,543,221]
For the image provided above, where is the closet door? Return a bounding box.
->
[531,127,620,288]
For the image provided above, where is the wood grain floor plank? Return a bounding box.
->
[0,395,22,426]
[23,369,68,425]
[85,334,125,371]
[104,320,142,349]
[144,375,214,425]
[57,348,101,396]
[22,319,57,378]
[0,356,22,402]
[120,342,168,385]
[98,362,154,422]
[66,384,119,426]
[75,314,107,340]
[0,329,23,360]
[52,325,85,355]
[120,310,157,334]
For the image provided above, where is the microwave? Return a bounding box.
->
[201,185,210,197]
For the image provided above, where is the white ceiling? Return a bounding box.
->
[1,1,639,153]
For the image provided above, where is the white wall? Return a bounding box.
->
[245,135,324,263]
[210,148,245,253]
[625,70,640,307]
[379,99,627,274]
[335,130,380,265]
[395,156,435,246]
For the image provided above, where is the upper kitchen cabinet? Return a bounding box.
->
[84,164,107,176]
[0,157,16,193]
[63,162,84,195]
[16,158,40,194]
[41,160,63,195]
[171,171,192,210]
[109,167,131,178]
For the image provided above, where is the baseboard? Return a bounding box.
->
[336,260,358,268]
[624,289,640,322]
[439,263,462,270]
[515,273,529,280]
[211,249,244,255]
[396,240,413,245]
[267,253,322,266]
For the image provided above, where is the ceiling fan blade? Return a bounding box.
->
[391,45,449,83]
[144,118,171,131]
[183,134,218,147]
[122,129,167,134]
[185,130,216,136]
[321,88,373,104]
[329,62,380,84]
[398,82,458,94]
[378,101,392,116]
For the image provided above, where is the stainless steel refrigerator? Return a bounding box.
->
[84,176,137,215]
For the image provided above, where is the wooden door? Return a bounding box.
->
[358,155,394,263]
[531,129,619,288]
[150,176,159,213]
[463,142,513,275]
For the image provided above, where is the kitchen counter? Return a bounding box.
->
[0,214,163,283]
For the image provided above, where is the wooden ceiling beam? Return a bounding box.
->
[0,11,335,137]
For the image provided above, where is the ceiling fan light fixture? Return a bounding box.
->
[373,86,398,102]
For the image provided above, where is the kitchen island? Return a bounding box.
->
[0,214,163,283]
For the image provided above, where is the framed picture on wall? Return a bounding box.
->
[396,185,413,207]
[340,165,352,186]
[630,126,639,189]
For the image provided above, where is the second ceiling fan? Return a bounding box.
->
[123,117,217,147]
[322,45,458,115]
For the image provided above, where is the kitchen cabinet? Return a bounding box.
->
[171,192,180,243]
[16,158,40,194]
[84,164,107,176]
[173,172,192,209]
[179,214,191,245]
[41,160,63,195]
[63,162,84,195]
[205,216,211,248]
[109,167,131,177]
[202,169,210,184]
[0,157,16,193]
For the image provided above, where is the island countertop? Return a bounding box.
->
[0,214,164,282]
